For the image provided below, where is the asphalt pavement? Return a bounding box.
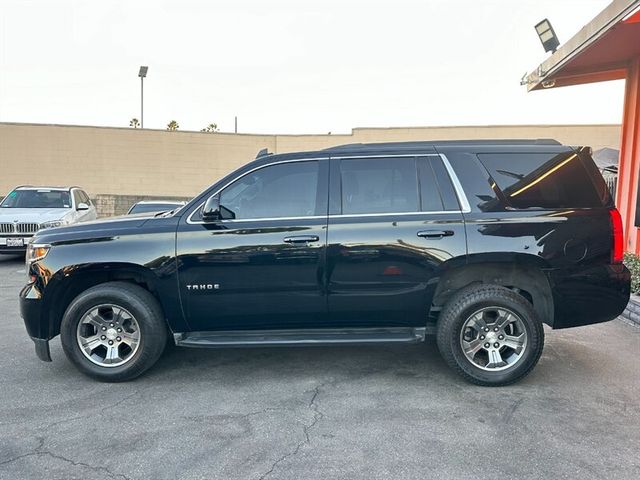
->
[0,253,638,480]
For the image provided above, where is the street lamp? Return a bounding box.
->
[535,19,560,54]
[138,66,148,128]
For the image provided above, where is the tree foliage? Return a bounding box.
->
[166,120,179,131]
[200,123,219,133]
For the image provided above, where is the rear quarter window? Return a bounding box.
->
[478,151,610,209]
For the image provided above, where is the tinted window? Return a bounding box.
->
[479,151,607,209]
[446,151,501,212]
[0,190,71,209]
[417,158,443,211]
[418,157,460,211]
[340,158,418,214]
[220,161,319,219]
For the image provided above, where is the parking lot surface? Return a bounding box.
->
[0,254,639,480]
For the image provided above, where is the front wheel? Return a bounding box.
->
[436,284,544,386]
[60,282,168,382]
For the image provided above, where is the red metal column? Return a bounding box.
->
[616,57,640,254]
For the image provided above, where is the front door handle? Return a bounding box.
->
[417,230,454,239]
[283,235,320,244]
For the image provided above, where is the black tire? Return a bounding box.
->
[436,284,544,386]
[60,282,168,382]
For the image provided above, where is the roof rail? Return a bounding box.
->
[322,138,562,152]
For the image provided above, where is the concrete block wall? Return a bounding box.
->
[93,194,191,217]
[0,122,622,200]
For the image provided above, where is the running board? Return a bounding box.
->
[174,327,427,348]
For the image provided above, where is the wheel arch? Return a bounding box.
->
[42,262,180,338]
[431,254,554,327]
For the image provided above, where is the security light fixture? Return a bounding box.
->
[535,19,560,54]
[138,66,148,78]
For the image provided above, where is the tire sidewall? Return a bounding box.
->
[60,285,166,381]
[441,289,544,385]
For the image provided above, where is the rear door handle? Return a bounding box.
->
[417,230,454,239]
[283,235,320,243]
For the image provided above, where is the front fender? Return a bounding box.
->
[25,229,187,339]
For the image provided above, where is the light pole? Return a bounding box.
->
[138,66,148,128]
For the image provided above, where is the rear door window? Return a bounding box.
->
[418,157,460,211]
[478,151,608,209]
[339,158,419,214]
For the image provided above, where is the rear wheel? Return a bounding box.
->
[436,284,544,386]
[60,282,167,382]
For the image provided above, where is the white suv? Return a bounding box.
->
[0,186,98,254]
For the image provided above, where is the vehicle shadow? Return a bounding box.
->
[0,254,24,265]
[147,336,459,386]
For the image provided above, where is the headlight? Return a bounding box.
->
[39,220,66,229]
[26,243,50,264]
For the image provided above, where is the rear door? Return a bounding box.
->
[325,153,467,327]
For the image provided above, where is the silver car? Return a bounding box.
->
[0,186,98,254]
[127,200,187,215]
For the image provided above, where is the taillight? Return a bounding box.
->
[609,208,624,264]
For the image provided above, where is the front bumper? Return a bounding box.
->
[0,235,33,253]
[0,245,27,254]
[32,337,52,362]
[20,283,53,361]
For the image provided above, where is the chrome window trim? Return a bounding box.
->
[208,215,326,224]
[329,211,462,218]
[186,152,471,225]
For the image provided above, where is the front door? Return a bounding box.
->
[176,159,329,332]
[325,154,467,327]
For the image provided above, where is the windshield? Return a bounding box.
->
[0,190,72,209]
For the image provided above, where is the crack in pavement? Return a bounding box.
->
[43,389,143,431]
[182,406,286,425]
[257,381,328,480]
[0,436,132,480]
[1,391,145,479]
[504,398,524,424]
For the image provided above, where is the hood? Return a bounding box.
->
[0,207,71,224]
[31,212,167,245]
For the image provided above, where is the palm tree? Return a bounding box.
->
[200,123,219,133]
[166,120,179,131]
[129,118,140,128]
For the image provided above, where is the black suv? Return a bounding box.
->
[20,140,630,385]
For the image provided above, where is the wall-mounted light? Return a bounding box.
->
[535,19,560,53]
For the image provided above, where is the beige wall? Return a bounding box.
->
[0,122,621,199]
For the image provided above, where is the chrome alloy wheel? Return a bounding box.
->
[76,304,141,367]
[459,307,528,371]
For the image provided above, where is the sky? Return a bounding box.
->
[0,0,624,134]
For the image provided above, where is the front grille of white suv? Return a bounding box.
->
[0,223,40,234]
[17,223,40,234]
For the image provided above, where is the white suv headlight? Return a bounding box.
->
[39,219,68,229]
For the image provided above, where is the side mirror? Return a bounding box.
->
[77,203,89,211]
[202,195,221,222]
[202,195,235,222]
